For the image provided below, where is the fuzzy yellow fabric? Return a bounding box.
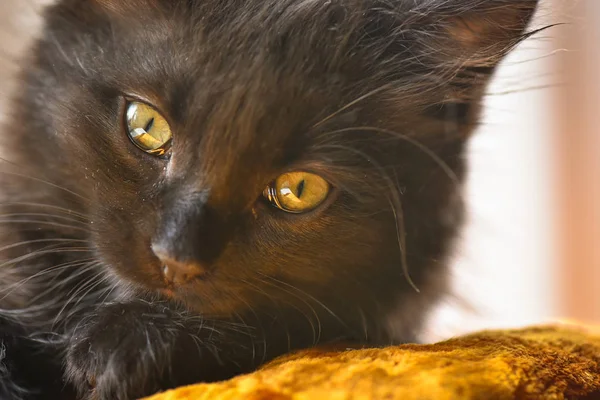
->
[144,324,600,400]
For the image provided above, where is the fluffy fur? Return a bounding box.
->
[0,1,538,399]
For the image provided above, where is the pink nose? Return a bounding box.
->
[153,248,207,285]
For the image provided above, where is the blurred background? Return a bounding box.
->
[426,0,598,340]
[0,1,595,341]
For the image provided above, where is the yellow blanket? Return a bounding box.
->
[145,324,600,400]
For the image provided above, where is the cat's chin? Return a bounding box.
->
[153,282,249,318]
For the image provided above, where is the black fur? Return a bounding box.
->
[0,0,538,398]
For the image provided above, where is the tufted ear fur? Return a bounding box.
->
[436,0,539,68]
[391,0,541,126]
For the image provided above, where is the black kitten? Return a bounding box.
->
[0,0,538,399]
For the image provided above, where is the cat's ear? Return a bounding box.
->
[436,0,539,68]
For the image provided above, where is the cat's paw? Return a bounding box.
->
[65,301,181,400]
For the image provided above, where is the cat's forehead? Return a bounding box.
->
[67,0,412,115]
[42,0,537,209]
[49,0,539,160]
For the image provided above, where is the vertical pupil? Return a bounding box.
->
[144,117,155,133]
[296,179,305,198]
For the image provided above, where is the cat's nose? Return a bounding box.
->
[152,246,208,285]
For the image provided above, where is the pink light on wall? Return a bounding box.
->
[554,0,600,324]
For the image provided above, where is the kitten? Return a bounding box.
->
[0,0,539,399]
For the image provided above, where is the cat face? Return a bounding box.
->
[7,0,537,339]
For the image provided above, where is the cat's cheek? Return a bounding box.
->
[173,285,250,316]
[90,208,166,292]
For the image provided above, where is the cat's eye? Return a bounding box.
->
[263,172,331,213]
[125,101,172,156]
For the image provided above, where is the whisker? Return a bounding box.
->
[0,247,94,269]
[312,143,419,292]
[486,82,565,96]
[357,307,369,341]
[0,160,91,203]
[258,272,348,329]
[0,219,92,233]
[0,238,89,254]
[0,260,99,328]
[313,122,468,294]
[238,279,283,359]
[226,289,261,363]
[318,126,460,186]
[0,213,90,226]
[0,202,89,220]
[53,266,105,328]
[312,83,396,129]
[63,266,104,299]
[252,274,321,345]
[29,261,99,304]
[60,285,110,329]
[0,259,96,301]
[187,333,206,368]
[64,272,112,321]
[100,279,120,304]
[388,192,417,292]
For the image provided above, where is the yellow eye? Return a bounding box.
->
[125,101,172,156]
[263,172,331,213]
